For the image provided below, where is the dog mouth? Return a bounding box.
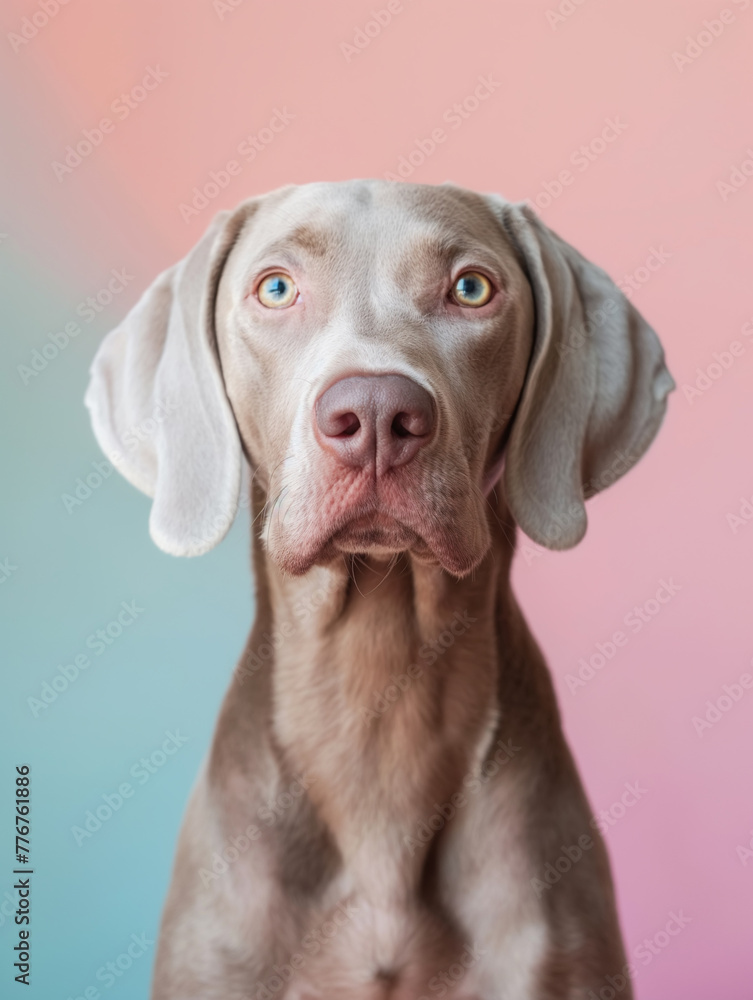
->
[329,507,467,574]
[268,486,487,578]
[264,452,494,578]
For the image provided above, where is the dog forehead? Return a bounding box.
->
[233,180,511,269]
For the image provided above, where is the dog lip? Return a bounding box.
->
[272,508,486,579]
[267,461,491,578]
[318,505,486,577]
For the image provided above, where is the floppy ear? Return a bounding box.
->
[491,199,674,550]
[84,203,256,557]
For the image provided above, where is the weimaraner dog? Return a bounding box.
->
[85,181,673,999]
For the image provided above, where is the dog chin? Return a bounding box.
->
[332,513,418,553]
[270,511,489,579]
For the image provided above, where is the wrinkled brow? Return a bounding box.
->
[258,224,331,260]
[401,236,504,273]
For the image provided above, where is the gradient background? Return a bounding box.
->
[1,1,752,997]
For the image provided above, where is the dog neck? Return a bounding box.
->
[239,481,518,907]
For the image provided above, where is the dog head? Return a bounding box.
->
[85,180,673,576]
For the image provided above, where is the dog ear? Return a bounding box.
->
[491,199,674,550]
[84,203,256,557]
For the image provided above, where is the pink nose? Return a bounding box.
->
[315,374,435,473]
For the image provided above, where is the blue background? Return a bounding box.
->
[1,254,253,999]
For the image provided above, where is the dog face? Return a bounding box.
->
[85,180,673,574]
[215,182,534,576]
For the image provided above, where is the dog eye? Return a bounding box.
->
[451,271,493,308]
[257,273,298,309]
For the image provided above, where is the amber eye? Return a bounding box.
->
[257,273,298,308]
[451,271,493,308]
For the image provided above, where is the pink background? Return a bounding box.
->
[3,0,752,995]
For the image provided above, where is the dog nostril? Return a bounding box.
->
[391,408,432,439]
[391,412,414,439]
[375,967,398,986]
[335,412,360,437]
